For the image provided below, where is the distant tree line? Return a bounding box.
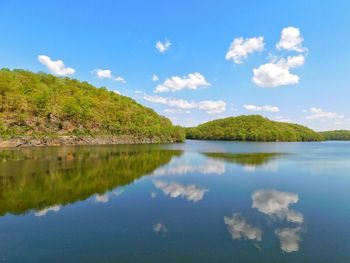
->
[319,130,350,141]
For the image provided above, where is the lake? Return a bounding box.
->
[0,140,349,262]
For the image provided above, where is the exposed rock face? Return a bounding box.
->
[0,135,168,148]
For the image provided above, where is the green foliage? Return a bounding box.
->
[319,130,350,141]
[0,69,185,142]
[186,115,322,142]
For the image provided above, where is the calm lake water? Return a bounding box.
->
[0,140,349,262]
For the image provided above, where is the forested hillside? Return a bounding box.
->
[319,130,350,141]
[0,69,185,142]
[186,115,321,142]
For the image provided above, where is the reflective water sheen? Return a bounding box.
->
[0,140,349,262]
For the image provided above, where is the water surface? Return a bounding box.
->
[0,140,349,262]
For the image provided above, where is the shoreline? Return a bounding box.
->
[0,135,174,148]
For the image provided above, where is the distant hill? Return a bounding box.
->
[319,130,350,141]
[0,69,185,144]
[186,115,322,142]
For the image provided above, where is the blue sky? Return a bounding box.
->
[0,0,349,130]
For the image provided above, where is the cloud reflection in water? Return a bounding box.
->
[153,180,208,202]
[251,189,305,253]
[224,213,263,241]
[275,227,303,253]
[35,205,61,217]
[252,189,304,224]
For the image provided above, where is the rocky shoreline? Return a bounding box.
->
[0,135,167,148]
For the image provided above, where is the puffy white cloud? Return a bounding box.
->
[224,213,263,241]
[275,227,302,253]
[95,69,112,78]
[252,63,297,87]
[276,27,306,52]
[94,69,126,83]
[144,94,193,109]
[243,104,279,112]
[252,189,304,224]
[153,222,167,234]
[198,100,226,114]
[154,72,210,93]
[143,94,226,114]
[306,107,345,120]
[152,74,159,82]
[156,39,171,53]
[35,205,61,217]
[38,55,75,76]
[153,180,208,202]
[252,55,305,87]
[226,36,265,64]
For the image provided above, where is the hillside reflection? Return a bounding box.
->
[0,145,182,216]
[202,152,285,166]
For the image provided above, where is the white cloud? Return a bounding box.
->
[163,108,191,114]
[95,69,112,78]
[38,55,75,76]
[94,69,126,83]
[226,36,265,64]
[197,100,226,114]
[275,227,302,253]
[143,94,226,114]
[35,205,61,217]
[152,74,159,82]
[114,76,126,83]
[154,180,208,202]
[243,104,279,112]
[252,189,304,224]
[156,39,171,53]
[306,107,345,120]
[224,213,263,241]
[276,27,306,52]
[154,72,210,93]
[252,55,305,87]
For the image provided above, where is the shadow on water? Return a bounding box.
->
[0,145,182,216]
[201,152,287,166]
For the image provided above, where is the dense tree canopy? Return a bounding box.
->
[186,115,322,142]
[319,130,350,141]
[0,69,185,142]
